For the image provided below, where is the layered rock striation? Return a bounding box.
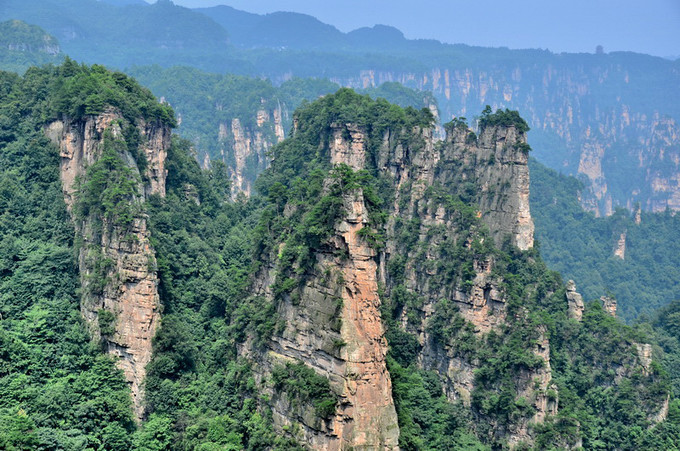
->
[244,92,669,448]
[441,120,534,250]
[250,121,399,450]
[325,63,680,217]
[374,115,552,445]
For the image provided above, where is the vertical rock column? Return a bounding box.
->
[46,110,168,420]
[329,123,400,449]
[332,191,400,449]
[444,123,534,250]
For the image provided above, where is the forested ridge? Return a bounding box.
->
[3,1,680,216]
[530,159,680,322]
[1,62,680,449]
[127,65,438,168]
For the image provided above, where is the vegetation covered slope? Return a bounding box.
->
[2,62,680,449]
[0,65,137,450]
[530,159,680,321]
[147,89,680,449]
[1,0,229,70]
[0,20,62,73]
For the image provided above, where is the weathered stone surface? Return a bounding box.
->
[330,122,367,170]
[249,123,399,450]
[601,295,617,317]
[372,117,552,446]
[327,67,680,217]
[216,103,285,199]
[332,191,400,449]
[47,109,168,420]
[139,118,170,197]
[649,395,670,424]
[566,280,585,321]
[635,343,653,375]
[632,342,669,423]
[443,123,534,250]
[250,110,544,447]
[613,230,626,260]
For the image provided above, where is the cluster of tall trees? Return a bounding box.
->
[2,62,680,449]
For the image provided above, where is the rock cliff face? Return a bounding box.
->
[248,99,555,446]
[443,122,534,250]
[373,118,553,445]
[613,230,627,259]
[216,105,285,198]
[249,122,399,450]
[566,280,585,321]
[601,295,618,317]
[45,109,169,419]
[325,63,680,216]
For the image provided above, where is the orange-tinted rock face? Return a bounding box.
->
[249,123,399,449]
[252,203,400,450]
[46,110,168,419]
[331,189,399,450]
[251,108,547,446]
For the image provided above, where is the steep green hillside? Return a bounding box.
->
[0,65,137,450]
[1,0,230,70]
[1,62,680,449]
[144,90,680,449]
[530,158,680,321]
[0,20,62,73]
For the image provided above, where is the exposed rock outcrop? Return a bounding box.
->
[217,104,285,198]
[566,280,585,321]
[381,120,551,445]
[601,295,617,317]
[634,204,642,225]
[250,122,399,450]
[242,91,676,448]
[0,20,61,55]
[443,121,534,250]
[613,230,626,260]
[46,109,168,419]
[249,98,557,447]
[635,343,653,375]
[322,64,680,217]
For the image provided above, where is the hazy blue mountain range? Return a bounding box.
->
[171,0,680,58]
[2,0,679,216]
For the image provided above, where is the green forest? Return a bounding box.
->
[0,20,62,73]
[128,65,438,167]
[0,1,677,449]
[530,160,680,322]
[1,62,680,449]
